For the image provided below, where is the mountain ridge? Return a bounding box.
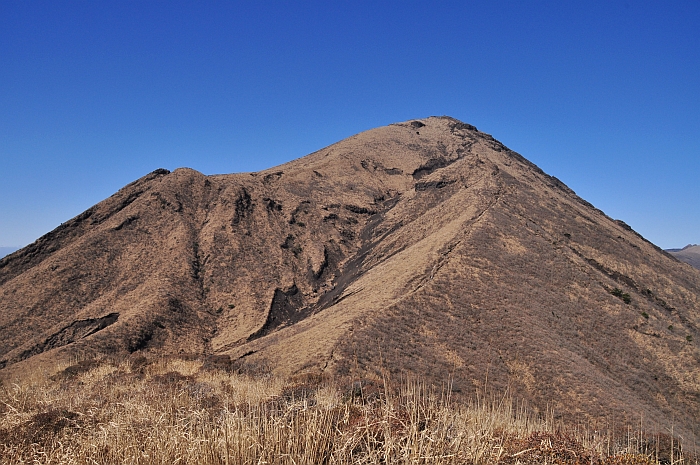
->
[1,116,698,442]
[667,244,700,270]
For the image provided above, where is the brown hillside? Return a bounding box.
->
[1,117,698,443]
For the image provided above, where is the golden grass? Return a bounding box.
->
[0,356,695,464]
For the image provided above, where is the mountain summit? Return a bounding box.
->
[1,117,698,438]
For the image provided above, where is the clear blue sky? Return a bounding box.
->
[1,1,698,250]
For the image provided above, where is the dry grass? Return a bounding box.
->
[0,356,696,464]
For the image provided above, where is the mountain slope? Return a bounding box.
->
[1,117,698,441]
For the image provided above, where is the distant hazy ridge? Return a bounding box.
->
[0,247,19,259]
[667,244,700,270]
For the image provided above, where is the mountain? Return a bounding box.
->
[1,117,698,441]
[667,244,700,270]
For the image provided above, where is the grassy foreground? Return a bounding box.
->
[0,355,695,464]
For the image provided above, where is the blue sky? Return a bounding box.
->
[1,1,698,250]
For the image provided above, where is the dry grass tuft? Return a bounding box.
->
[0,356,696,464]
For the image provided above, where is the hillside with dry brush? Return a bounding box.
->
[2,355,696,464]
[1,117,699,450]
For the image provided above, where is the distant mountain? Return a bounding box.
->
[0,247,19,259]
[1,117,698,443]
[667,244,700,270]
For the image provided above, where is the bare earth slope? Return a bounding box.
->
[1,117,698,440]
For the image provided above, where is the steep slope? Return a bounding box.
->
[668,244,700,270]
[1,117,698,442]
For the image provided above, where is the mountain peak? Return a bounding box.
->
[1,118,699,442]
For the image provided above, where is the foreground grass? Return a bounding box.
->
[0,356,695,464]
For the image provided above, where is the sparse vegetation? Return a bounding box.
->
[611,287,632,304]
[0,356,694,465]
